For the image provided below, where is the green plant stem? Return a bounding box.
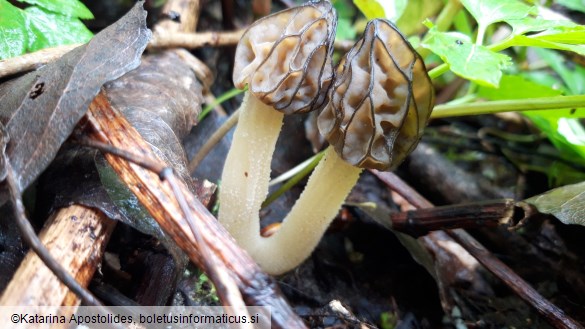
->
[431,95,585,118]
[476,24,487,46]
[262,150,325,209]
[428,63,449,79]
[199,87,245,121]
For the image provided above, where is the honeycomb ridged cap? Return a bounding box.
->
[233,1,337,115]
[318,19,435,171]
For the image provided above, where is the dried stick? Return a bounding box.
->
[389,199,521,236]
[0,44,80,78]
[80,137,248,319]
[0,161,105,308]
[188,109,239,173]
[155,0,199,33]
[149,30,244,49]
[371,170,583,329]
[0,204,114,307]
[149,0,257,324]
[85,91,306,329]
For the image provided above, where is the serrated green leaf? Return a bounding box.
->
[24,6,93,52]
[460,0,534,28]
[502,29,585,56]
[525,181,585,225]
[353,0,385,20]
[496,17,585,56]
[421,27,512,87]
[0,0,27,59]
[16,0,93,19]
[507,17,580,35]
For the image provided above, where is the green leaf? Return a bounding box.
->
[535,48,584,95]
[524,181,585,226]
[477,75,563,100]
[506,16,580,35]
[421,27,512,87]
[0,0,27,59]
[504,34,585,56]
[16,0,93,19]
[496,17,585,56]
[332,0,356,19]
[353,0,385,20]
[477,74,585,179]
[460,0,534,45]
[24,6,93,52]
[460,0,534,28]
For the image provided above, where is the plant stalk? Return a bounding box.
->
[431,95,585,118]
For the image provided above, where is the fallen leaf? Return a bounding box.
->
[39,51,202,261]
[0,2,151,206]
[524,181,585,226]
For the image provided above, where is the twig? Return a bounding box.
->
[79,137,248,318]
[188,109,239,173]
[150,30,245,49]
[449,230,583,329]
[388,199,521,236]
[0,44,80,78]
[371,170,583,329]
[0,204,115,307]
[2,161,104,307]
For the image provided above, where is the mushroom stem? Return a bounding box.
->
[218,91,283,250]
[251,146,361,274]
[220,114,362,274]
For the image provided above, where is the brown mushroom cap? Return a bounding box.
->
[318,19,434,171]
[233,1,336,115]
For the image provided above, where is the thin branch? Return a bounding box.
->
[85,90,306,329]
[79,136,248,317]
[188,109,239,173]
[150,30,245,49]
[3,161,103,307]
[371,170,583,329]
[0,44,80,78]
[0,205,115,307]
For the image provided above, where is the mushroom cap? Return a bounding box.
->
[318,19,434,171]
[233,0,337,115]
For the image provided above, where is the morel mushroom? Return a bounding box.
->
[220,14,434,275]
[263,18,434,273]
[218,1,336,273]
[318,18,434,170]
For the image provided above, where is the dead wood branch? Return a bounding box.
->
[150,30,245,49]
[85,91,306,329]
[0,44,80,79]
[371,170,583,329]
[0,204,114,307]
